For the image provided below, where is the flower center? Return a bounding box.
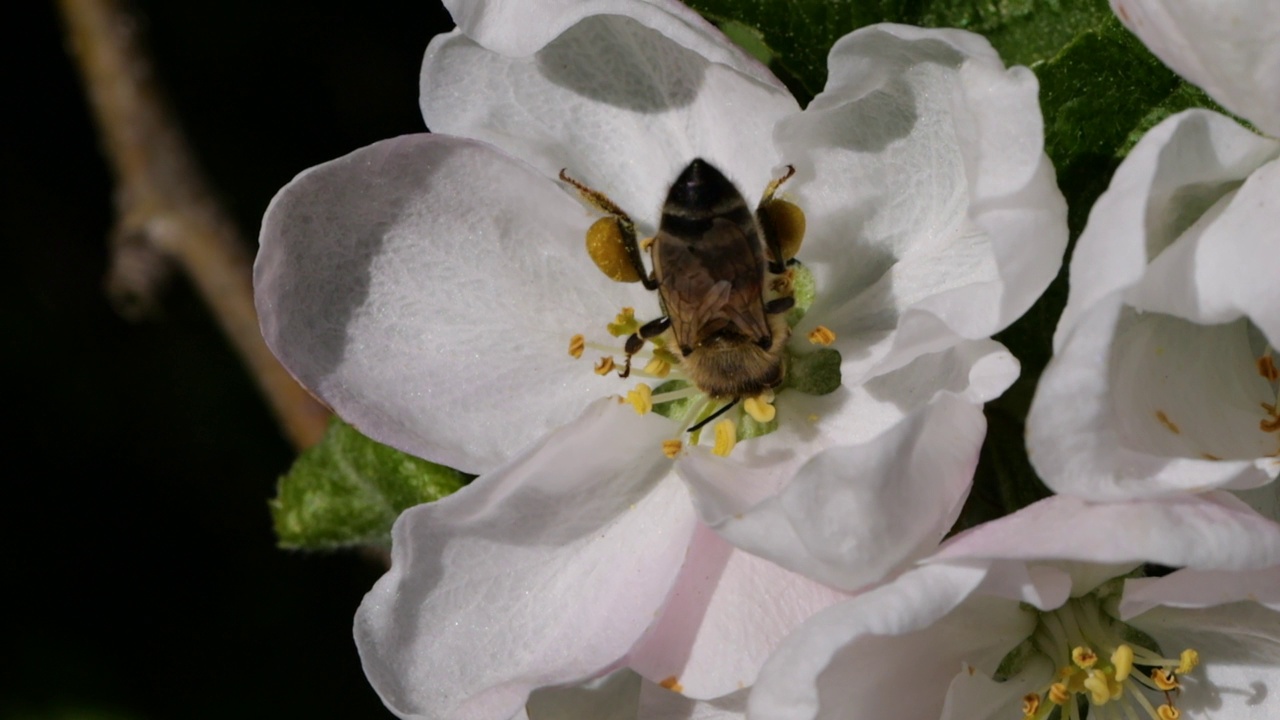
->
[1016,594,1199,720]
[1258,343,1280,443]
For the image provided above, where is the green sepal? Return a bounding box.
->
[271,417,472,550]
[785,347,842,396]
[739,410,778,440]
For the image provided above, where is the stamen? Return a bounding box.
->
[608,307,639,337]
[661,439,683,458]
[744,394,777,423]
[1150,669,1178,692]
[1021,694,1040,717]
[712,419,737,457]
[1176,650,1198,675]
[568,334,585,359]
[808,325,836,345]
[626,384,653,415]
[1259,351,1278,381]
[643,356,672,378]
[1112,644,1134,681]
[1156,705,1180,720]
[1073,647,1099,669]
[1048,683,1070,705]
[594,356,616,375]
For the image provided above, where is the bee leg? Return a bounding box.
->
[764,296,795,314]
[688,398,741,433]
[619,316,671,378]
[757,164,805,272]
[560,169,657,289]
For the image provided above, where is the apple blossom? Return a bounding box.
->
[750,492,1280,720]
[254,1,1067,718]
[1025,1,1280,502]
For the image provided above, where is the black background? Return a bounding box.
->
[4,2,453,717]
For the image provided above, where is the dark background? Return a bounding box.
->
[4,2,453,717]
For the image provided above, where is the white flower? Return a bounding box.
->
[749,492,1280,720]
[254,1,1066,718]
[1026,2,1280,502]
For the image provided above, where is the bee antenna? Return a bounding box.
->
[687,398,741,434]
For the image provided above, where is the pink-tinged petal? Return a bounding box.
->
[748,564,1032,720]
[355,399,694,720]
[440,0,784,92]
[627,526,846,698]
[256,135,652,474]
[1056,110,1279,345]
[1129,156,1280,346]
[931,493,1280,571]
[939,656,1055,720]
[1028,293,1270,500]
[421,18,797,223]
[1121,566,1280,617]
[1111,0,1280,137]
[777,25,1064,380]
[685,394,986,592]
[638,683,747,720]
[526,670,641,720]
[1126,601,1280,719]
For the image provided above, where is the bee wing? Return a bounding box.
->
[659,218,770,350]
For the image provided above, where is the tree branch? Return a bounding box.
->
[59,0,329,450]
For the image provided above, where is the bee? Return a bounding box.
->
[561,158,805,418]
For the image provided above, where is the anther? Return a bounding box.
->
[626,384,654,415]
[643,357,672,378]
[1020,694,1039,718]
[1048,683,1070,705]
[568,334,585,359]
[712,419,737,457]
[808,325,836,345]
[1157,704,1181,720]
[744,394,776,423]
[1072,647,1098,669]
[1258,353,1278,381]
[1151,668,1179,691]
[662,439,683,458]
[1176,649,1199,674]
[1111,644,1134,681]
[608,307,639,337]
[594,356,616,375]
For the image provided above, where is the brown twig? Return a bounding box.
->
[59,0,329,450]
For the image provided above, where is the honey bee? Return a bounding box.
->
[561,158,805,419]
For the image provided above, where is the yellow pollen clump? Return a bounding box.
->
[594,356,616,375]
[626,384,653,415]
[568,334,585,359]
[1112,644,1134,681]
[643,357,672,378]
[659,676,684,693]
[1157,705,1181,720]
[712,419,737,457]
[1072,646,1098,669]
[808,325,836,345]
[1177,649,1199,674]
[744,394,777,423]
[1151,668,1179,691]
[607,307,639,337]
[661,439,683,458]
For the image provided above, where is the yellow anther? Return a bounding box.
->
[1020,693,1040,717]
[1157,704,1181,720]
[626,384,653,415]
[808,325,836,345]
[1177,649,1199,674]
[607,307,639,337]
[568,334,585,359]
[1083,669,1110,705]
[712,419,737,457]
[662,439,683,458]
[642,357,672,378]
[1048,683,1070,705]
[1072,647,1098,669]
[1111,644,1134,682]
[744,395,777,423]
[1151,668,1179,691]
[594,356,616,375]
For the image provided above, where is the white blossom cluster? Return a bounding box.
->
[254,1,1280,718]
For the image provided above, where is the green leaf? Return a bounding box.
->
[271,418,471,549]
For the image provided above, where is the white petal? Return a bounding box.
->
[684,394,987,592]
[777,24,1064,379]
[527,670,641,720]
[1056,110,1279,345]
[440,0,785,92]
[1127,601,1280,719]
[1028,293,1271,500]
[422,18,797,223]
[256,135,653,473]
[1129,156,1280,345]
[1121,566,1280,617]
[1111,0,1280,137]
[638,683,747,720]
[939,656,1055,720]
[354,399,695,720]
[747,564,1032,720]
[627,526,846,698]
[930,492,1280,571]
